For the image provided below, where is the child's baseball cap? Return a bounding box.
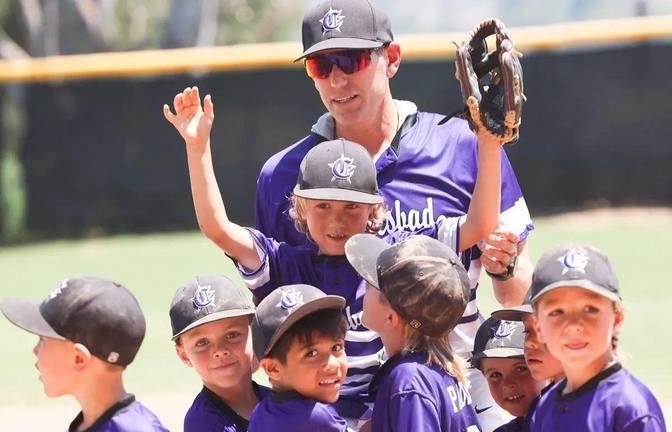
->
[297,0,394,60]
[170,275,255,340]
[293,139,383,205]
[345,234,470,337]
[491,289,533,322]
[470,317,525,369]
[529,244,621,305]
[252,284,345,361]
[1,276,146,367]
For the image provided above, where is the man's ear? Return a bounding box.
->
[175,344,193,367]
[384,42,401,78]
[260,358,283,382]
[72,343,93,371]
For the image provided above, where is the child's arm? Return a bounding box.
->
[163,86,261,270]
[458,131,503,251]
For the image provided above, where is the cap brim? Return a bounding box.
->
[530,280,621,304]
[293,186,382,205]
[1,298,65,340]
[171,308,255,340]
[491,304,533,322]
[265,296,345,356]
[345,234,390,288]
[295,38,385,61]
[471,348,525,368]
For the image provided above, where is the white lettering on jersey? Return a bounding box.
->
[345,306,363,331]
[379,197,450,235]
[447,381,472,413]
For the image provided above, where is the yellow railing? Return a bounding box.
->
[0,14,670,83]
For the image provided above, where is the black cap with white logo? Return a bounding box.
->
[298,0,394,60]
[471,317,525,369]
[170,275,255,340]
[252,284,345,361]
[1,276,146,367]
[294,139,382,205]
[529,244,621,304]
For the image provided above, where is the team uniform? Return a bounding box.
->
[248,390,351,432]
[184,382,270,432]
[368,351,481,432]
[529,363,666,431]
[68,394,168,432]
[254,100,533,428]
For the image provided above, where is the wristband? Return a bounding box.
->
[486,255,517,282]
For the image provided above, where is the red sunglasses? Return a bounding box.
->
[304,49,375,79]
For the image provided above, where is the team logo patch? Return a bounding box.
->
[107,352,120,363]
[494,320,516,338]
[558,248,589,274]
[192,285,215,311]
[329,154,356,183]
[320,8,345,34]
[278,288,304,311]
[47,279,69,301]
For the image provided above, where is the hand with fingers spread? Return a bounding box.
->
[163,86,214,150]
[480,228,519,277]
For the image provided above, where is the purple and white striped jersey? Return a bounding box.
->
[254,100,533,357]
[529,363,666,432]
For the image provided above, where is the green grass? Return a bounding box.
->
[1,211,671,406]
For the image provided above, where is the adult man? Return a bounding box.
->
[254,1,533,430]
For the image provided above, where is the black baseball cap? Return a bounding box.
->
[293,139,382,205]
[471,317,525,369]
[1,276,146,367]
[252,284,345,361]
[491,289,533,322]
[345,234,470,337]
[529,244,621,304]
[297,0,394,60]
[170,275,255,340]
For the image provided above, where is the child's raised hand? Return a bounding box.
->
[163,86,214,149]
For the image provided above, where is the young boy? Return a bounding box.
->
[1,276,168,431]
[527,245,666,431]
[163,87,503,419]
[471,317,545,432]
[345,234,481,431]
[169,274,268,431]
[247,284,351,432]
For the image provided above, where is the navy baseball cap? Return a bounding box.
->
[1,276,146,367]
[293,139,382,205]
[252,284,345,361]
[297,0,394,60]
[529,244,621,304]
[471,317,525,369]
[491,289,533,322]
[345,234,470,337]
[170,275,255,340]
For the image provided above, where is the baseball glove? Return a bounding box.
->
[453,18,525,145]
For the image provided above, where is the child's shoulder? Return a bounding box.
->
[250,392,347,432]
[380,352,456,396]
[88,395,168,432]
[599,367,665,423]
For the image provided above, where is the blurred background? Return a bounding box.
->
[0,1,671,431]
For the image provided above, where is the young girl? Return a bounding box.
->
[163,86,503,424]
[528,245,665,431]
[345,234,481,431]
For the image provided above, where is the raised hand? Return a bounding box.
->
[163,86,214,149]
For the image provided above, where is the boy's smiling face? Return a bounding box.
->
[176,315,255,390]
[262,333,347,403]
[480,357,543,417]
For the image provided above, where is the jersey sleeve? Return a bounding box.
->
[312,404,354,432]
[235,228,285,303]
[387,392,441,432]
[499,151,534,241]
[622,414,666,432]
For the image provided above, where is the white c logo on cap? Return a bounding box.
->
[320,8,345,34]
[329,154,356,183]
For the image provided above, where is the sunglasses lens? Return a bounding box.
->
[305,50,372,79]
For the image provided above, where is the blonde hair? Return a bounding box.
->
[401,324,467,385]
[288,195,387,240]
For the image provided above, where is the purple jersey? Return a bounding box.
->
[184,382,270,432]
[248,390,350,432]
[529,363,666,432]
[254,101,533,357]
[369,351,481,432]
[494,417,525,432]
[68,394,168,432]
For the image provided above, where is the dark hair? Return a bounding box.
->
[267,309,347,364]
